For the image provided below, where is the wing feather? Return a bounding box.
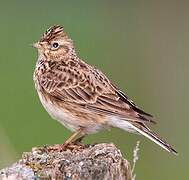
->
[39,61,156,124]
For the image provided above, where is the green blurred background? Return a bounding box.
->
[0,0,188,179]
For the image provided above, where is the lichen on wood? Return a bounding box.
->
[0,143,132,180]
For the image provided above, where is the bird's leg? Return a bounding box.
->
[61,128,85,150]
[72,134,86,144]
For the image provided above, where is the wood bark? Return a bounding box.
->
[0,143,132,180]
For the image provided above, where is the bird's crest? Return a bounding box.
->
[40,25,67,42]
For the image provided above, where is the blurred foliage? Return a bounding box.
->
[0,0,188,179]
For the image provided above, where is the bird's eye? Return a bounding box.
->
[51,42,59,49]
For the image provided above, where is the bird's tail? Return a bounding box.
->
[109,118,178,155]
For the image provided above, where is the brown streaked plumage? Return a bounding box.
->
[33,25,177,154]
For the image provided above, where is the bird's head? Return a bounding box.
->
[33,25,74,60]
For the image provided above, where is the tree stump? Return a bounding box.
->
[0,143,132,180]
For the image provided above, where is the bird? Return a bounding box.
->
[33,25,177,154]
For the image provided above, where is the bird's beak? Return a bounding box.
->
[32,42,41,49]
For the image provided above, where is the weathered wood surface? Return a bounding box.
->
[0,143,132,180]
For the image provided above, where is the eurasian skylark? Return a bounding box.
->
[33,25,177,154]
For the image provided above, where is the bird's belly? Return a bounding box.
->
[37,91,104,133]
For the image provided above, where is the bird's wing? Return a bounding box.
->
[39,62,156,124]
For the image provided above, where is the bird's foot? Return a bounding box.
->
[60,142,88,152]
